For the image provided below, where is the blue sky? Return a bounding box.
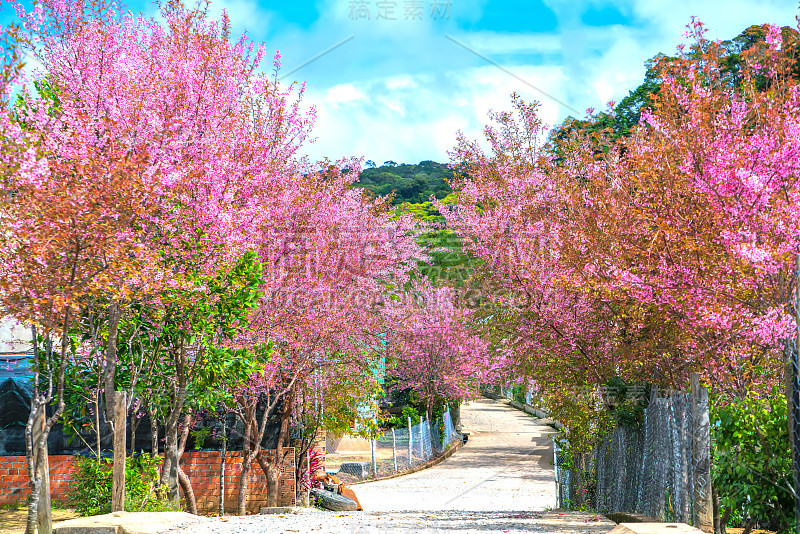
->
[19,0,800,164]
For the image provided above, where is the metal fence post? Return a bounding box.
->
[790,336,800,533]
[408,416,413,467]
[392,428,397,472]
[690,373,713,532]
[370,438,377,478]
[419,415,425,460]
[553,439,560,508]
[792,257,800,534]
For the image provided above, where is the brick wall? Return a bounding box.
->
[0,448,296,514]
[0,455,80,504]
[181,448,295,513]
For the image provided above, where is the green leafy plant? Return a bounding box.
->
[70,453,179,516]
[190,427,210,450]
[383,404,421,429]
[511,384,527,404]
[712,390,795,533]
[613,398,645,428]
[554,437,597,510]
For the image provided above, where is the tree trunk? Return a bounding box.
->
[450,402,461,432]
[130,406,140,457]
[24,327,45,534]
[161,417,179,502]
[161,344,188,502]
[177,467,197,515]
[426,400,434,427]
[26,313,69,534]
[175,415,196,513]
[262,401,292,508]
[25,402,51,534]
[265,460,280,509]
[236,410,254,516]
[95,393,102,458]
[720,509,731,534]
[149,405,159,456]
[713,486,725,534]
[24,343,42,534]
[293,439,311,490]
[255,451,280,508]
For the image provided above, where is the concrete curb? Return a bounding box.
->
[348,439,464,486]
[609,523,702,534]
[52,511,203,534]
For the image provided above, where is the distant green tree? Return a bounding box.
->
[551,24,800,144]
[354,161,454,205]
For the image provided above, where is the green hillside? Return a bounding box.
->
[353,160,453,205]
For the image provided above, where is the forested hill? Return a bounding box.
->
[353,160,453,205]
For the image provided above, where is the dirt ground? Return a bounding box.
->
[0,506,79,534]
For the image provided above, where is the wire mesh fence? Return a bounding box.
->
[327,409,461,482]
[555,380,712,528]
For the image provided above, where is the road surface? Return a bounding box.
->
[161,398,617,533]
[356,396,558,511]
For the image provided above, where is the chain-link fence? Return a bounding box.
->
[555,381,712,528]
[327,409,461,482]
[789,338,800,529]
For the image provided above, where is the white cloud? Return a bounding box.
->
[325,83,368,104]
[385,75,418,90]
[456,31,563,55]
[301,64,570,165]
[286,0,799,164]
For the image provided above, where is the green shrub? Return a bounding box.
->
[384,405,421,429]
[712,391,795,533]
[70,453,179,516]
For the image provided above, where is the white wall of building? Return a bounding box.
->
[0,317,32,353]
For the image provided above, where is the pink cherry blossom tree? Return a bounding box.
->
[6,0,315,517]
[385,280,490,422]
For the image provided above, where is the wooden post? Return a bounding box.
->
[111,391,127,512]
[33,406,52,534]
[690,374,713,532]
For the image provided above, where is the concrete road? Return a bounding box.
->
[355,397,559,511]
[161,399,615,534]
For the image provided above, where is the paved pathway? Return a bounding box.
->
[356,396,559,511]
[159,398,617,533]
[166,509,616,534]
